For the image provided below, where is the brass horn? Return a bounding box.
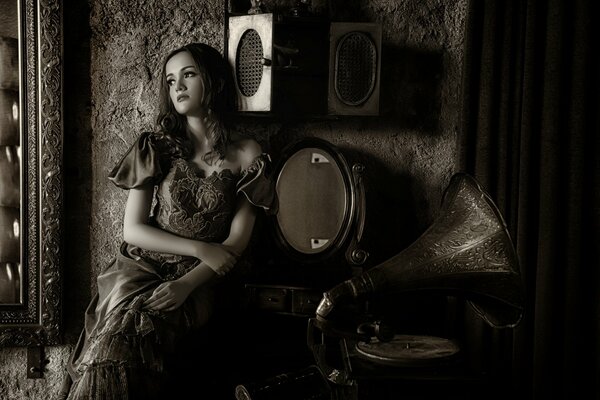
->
[316,173,524,328]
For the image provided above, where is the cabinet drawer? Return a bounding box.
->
[247,286,289,312]
[245,284,322,316]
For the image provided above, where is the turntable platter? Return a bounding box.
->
[355,334,460,366]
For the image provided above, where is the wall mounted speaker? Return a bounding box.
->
[228,13,274,112]
[227,14,329,115]
[328,23,381,116]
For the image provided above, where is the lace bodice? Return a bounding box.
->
[108,132,277,279]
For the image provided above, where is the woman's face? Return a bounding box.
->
[165,51,205,117]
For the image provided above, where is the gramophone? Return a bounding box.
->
[307,173,525,385]
[235,138,524,398]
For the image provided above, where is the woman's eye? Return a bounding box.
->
[184,72,195,78]
[167,79,175,86]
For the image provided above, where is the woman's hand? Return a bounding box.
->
[143,279,193,312]
[195,242,239,276]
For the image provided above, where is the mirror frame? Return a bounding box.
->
[271,137,368,266]
[0,0,63,346]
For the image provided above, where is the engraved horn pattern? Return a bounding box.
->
[316,173,524,329]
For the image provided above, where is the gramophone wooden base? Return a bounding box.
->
[355,334,460,367]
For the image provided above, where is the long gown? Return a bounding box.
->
[65,132,278,400]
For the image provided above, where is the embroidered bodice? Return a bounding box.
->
[108,132,277,279]
[154,159,238,242]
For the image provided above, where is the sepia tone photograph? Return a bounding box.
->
[0,0,598,399]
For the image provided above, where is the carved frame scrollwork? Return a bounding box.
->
[0,0,63,346]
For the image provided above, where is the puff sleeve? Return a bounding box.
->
[236,154,278,214]
[108,132,168,189]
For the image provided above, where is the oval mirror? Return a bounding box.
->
[277,147,348,254]
[273,138,366,265]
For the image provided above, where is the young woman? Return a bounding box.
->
[62,43,277,399]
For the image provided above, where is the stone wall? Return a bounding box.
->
[0,0,467,398]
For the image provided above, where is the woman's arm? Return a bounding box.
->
[172,195,257,288]
[144,196,258,312]
[218,138,262,256]
[144,140,264,312]
[221,196,257,255]
[123,184,237,271]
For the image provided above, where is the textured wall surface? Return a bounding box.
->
[89,0,227,281]
[0,0,467,398]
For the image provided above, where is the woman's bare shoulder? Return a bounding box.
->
[229,137,263,169]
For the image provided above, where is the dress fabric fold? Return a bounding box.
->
[66,132,278,399]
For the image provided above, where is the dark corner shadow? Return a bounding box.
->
[62,1,93,344]
[338,146,431,268]
[339,146,450,336]
[377,44,444,135]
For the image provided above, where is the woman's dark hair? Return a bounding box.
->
[156,43,236,163]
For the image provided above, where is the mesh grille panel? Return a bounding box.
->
[236,29,264,97]
[335,32,377,106]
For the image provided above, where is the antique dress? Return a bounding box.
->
[65,132,277,399]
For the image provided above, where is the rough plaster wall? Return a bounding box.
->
[90,0,467,287]
[90,0,227,282]
[264,0,468,263]
[0,0,467,398]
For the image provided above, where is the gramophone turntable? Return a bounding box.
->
[306,173,524,397]
[354,335,461,367]
[237,137,524,398]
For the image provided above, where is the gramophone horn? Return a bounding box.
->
[316,173,524,328]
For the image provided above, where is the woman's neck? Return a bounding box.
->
[186,115,211,156]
